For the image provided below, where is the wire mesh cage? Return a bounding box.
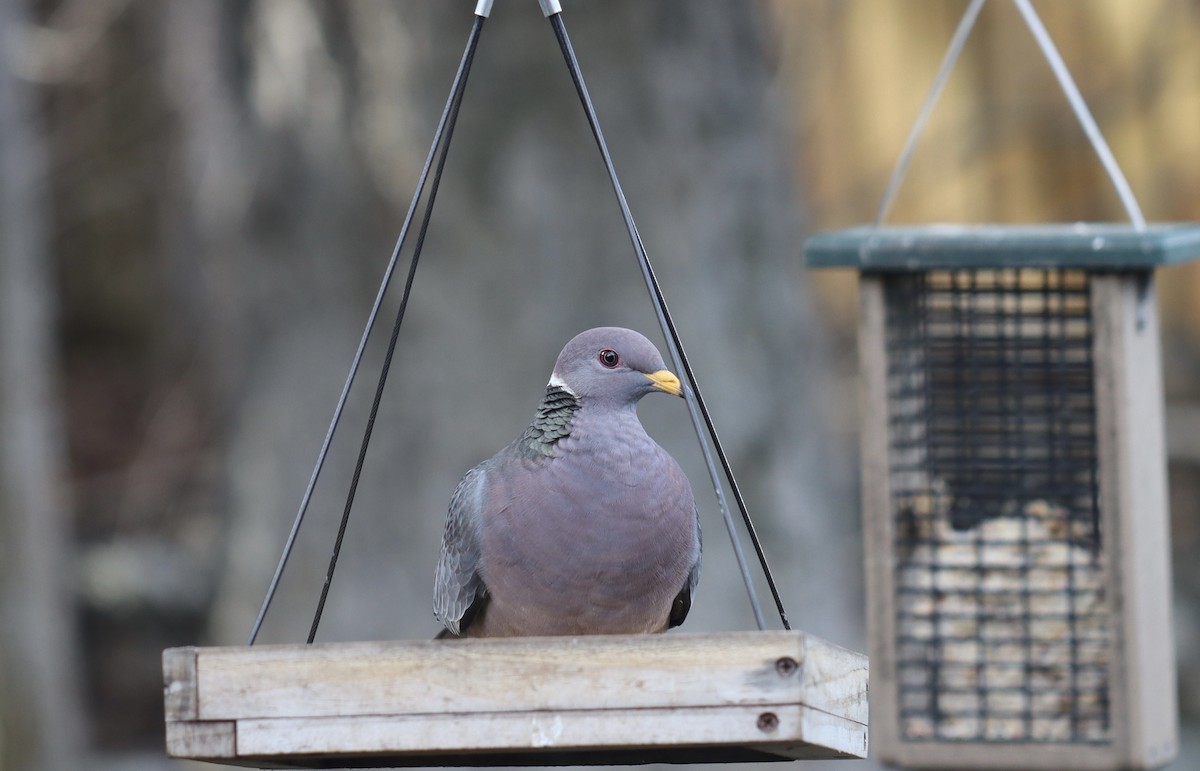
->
[806,224,1200,770]
[887,267,1109,745]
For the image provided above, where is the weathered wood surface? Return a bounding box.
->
[856,276,901,761]
[163,630,868,767]
[1092,274,1179,770]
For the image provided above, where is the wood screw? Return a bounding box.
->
[774,656,798,677]
[756,712,779,733]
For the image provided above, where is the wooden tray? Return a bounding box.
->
[163,630,868,767]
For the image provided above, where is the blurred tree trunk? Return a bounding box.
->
[0,0,87,768]
[162,0,858,661]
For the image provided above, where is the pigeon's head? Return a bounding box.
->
[548,327,683,407]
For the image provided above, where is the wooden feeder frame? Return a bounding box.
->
[163,631,867,767]
[805,223,1200,770]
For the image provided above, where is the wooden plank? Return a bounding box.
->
[785,701,870,760]
[234,703,862,759]
[166,743,825,769]
[163,630,868,766]
[857,276,900,758]
[189,631,864,722]
[1091,274,1179,770]
[166,720,236,759]
[162,646,198,721]
[796,631,869,726]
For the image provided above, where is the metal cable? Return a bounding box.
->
[1011,0,1145,231]
[246,13,486,646]
[548,11,790,631]
[878,0,1145,231]
[876,0,986,226]
[306,15,483,644]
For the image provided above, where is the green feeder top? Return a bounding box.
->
[804,223,1200,271]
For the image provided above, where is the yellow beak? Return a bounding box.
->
[644,369,683,397]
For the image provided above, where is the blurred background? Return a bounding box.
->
[1,0,1198,769]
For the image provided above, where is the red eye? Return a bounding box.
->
[598,349,620,368]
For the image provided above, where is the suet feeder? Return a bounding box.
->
[805,222,1200,769]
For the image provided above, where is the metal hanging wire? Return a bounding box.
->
[246,9,488,646]
[1010,0,1145,230]
[874,0,986,227]
[876,0,1145,230]
[543,1,789,631]
[303,15,484,644]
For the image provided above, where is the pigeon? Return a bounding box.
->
[434,327,701,637]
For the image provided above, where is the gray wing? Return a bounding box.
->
[433,463,489,636]
[669,503,703,629]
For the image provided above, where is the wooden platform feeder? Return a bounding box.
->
[805,223,1200,770]
[160,6,873,768]
[163,630,868,767]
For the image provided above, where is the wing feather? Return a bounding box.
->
[433,464,489,635]
[669,502,703,629]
